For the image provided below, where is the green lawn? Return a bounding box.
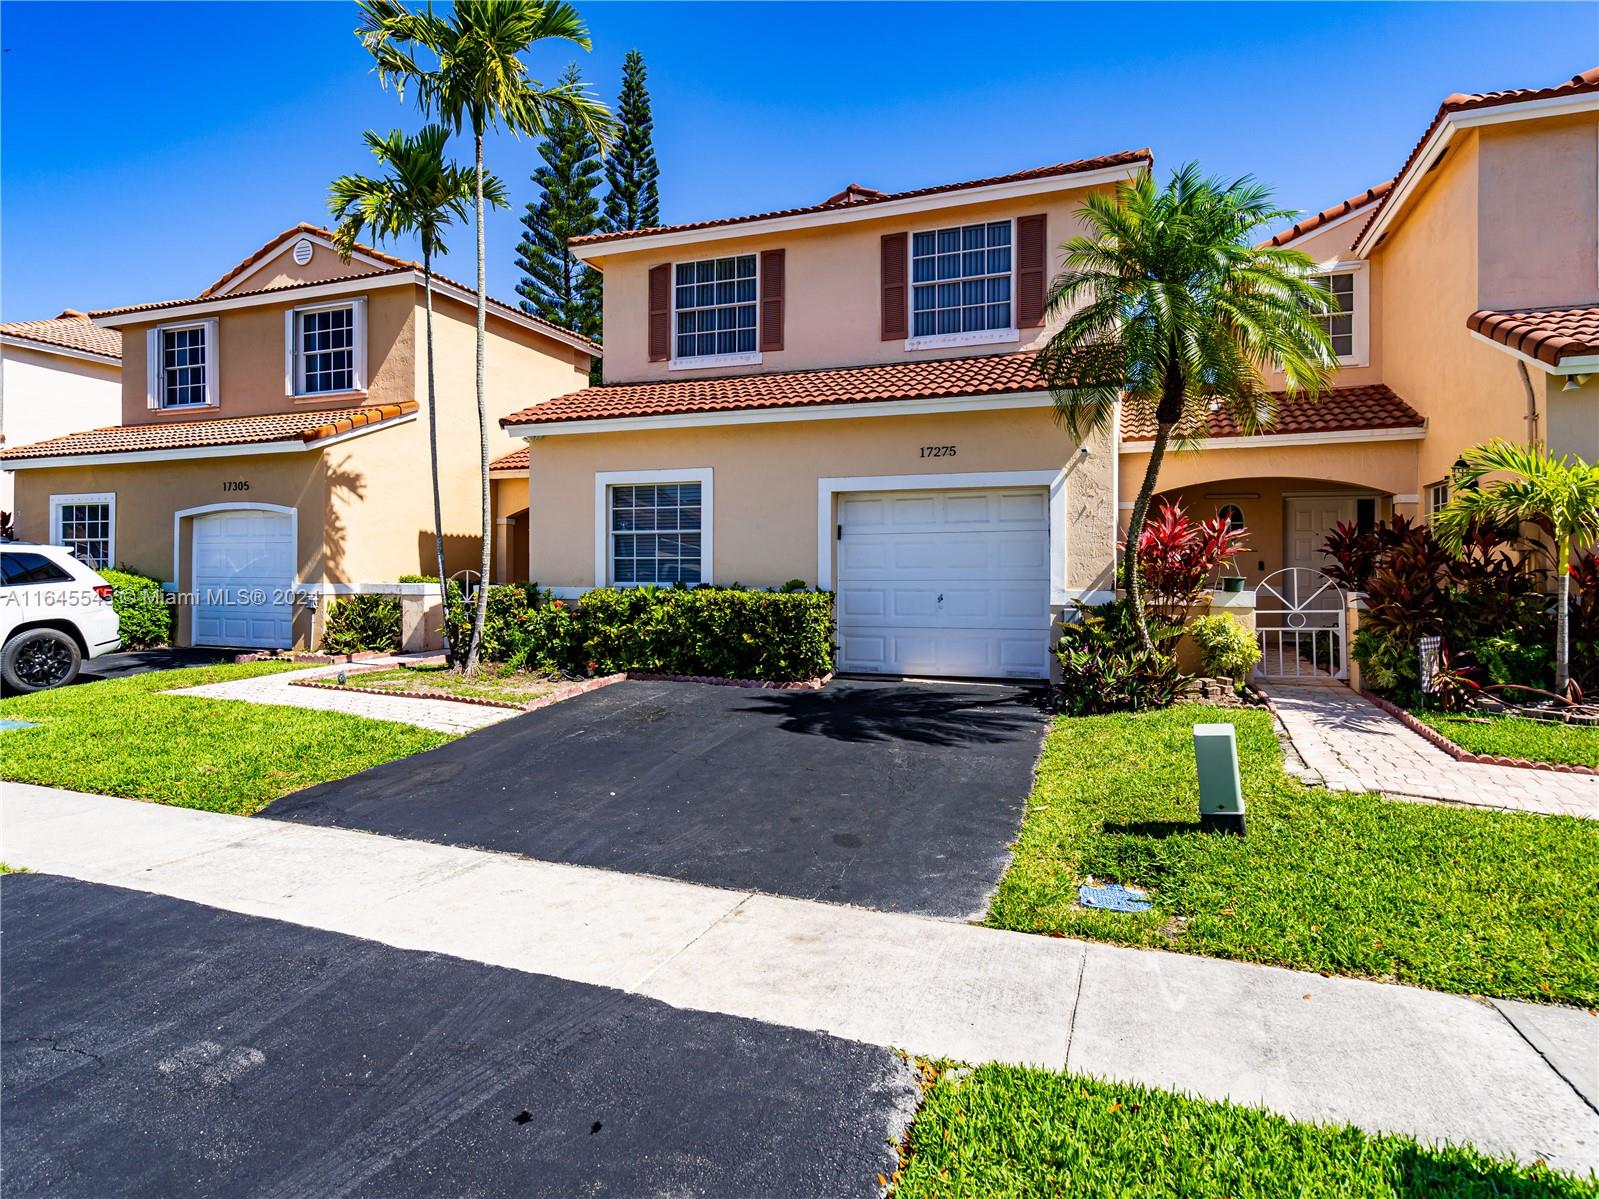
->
[0,663,455,815]
[326,662,562,706]
[988,704,1599,1006]
[894,1064,1595,1198]
[1410,710,1598,769]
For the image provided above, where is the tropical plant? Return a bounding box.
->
[1054,600,1185,715]
[1133,499,1251,644]
[357,0,616,676]
[1570,552,1599,693]
[321,594,404,655]
[328,124,497,664]
[1189,613,1261,685]
[515,62,604,339]
[1432,440,1599,692]
[602,48,660,233]
[1320,520,1381,591]
[1036,163,1337,652]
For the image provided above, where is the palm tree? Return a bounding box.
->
[1433,439,1599,693]
[1036,163,1338,652]
[328,125,506,665]
[357,0,616,675]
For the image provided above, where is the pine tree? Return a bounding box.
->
[603,49,661,233]
[515,63,604,341]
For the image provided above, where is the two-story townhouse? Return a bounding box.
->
[1135,65,1599,584]
[0,310,122,516]
[2,224,595,650]
[492,152,1154,681]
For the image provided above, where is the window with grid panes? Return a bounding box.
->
[911,220,1012,337]
[674,255,757,360]
[609,482,702,584]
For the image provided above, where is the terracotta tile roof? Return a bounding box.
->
[0,311,121,359]
[0,402,417,462]
[1357,67,1599,247]
[199,223,414,298]
[1468,306,1599,365]
[501,351,1051,427]
[1121,384,1424,441]
[1267,181,1393,247]
[491,447,528,471]
[90,225,600,354]
[569,150,1153,248]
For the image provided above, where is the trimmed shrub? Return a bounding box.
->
[101,568,172,649]
[1055,600,1185,715]
[450,583,834,682]
[580,586,833,681]
[320,594,402,655]
[1189,614,1261,685]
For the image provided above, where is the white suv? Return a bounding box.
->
[1,543,122,692]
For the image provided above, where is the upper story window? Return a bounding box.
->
[289,299,365,397]
[673,255,758,366]
[909,220,1014,348]
[147,319,218,410]
[1309,264,1368,366]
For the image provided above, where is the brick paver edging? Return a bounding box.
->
[286,668,830,713]
[234,650,389,665]
[1363,690,1599,777]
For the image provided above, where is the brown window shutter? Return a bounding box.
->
[759,249,785,352]
[880,232,908,340]
[648,263,671,362]
[1016,214,1047,328]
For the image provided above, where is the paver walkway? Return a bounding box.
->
[4,783,1595,1174]
[1265,682,1597,819]
[166,660,516,735]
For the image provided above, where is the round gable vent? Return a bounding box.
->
[293,237,314,266]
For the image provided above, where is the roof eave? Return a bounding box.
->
[0,333,121,365]
[570,158,1151,262]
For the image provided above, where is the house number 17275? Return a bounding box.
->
[222,481,250,491]
[919,445,957,458]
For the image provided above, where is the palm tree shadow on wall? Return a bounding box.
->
[323,459,365,581]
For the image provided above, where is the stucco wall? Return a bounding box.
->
[1118,438,1420,504]
[0,345,121,515]
[213,237,395,294]
[1477,113,1599,310]
[1547,371,1599,463]
[590,184,1119,384]
[521,405,1116,594]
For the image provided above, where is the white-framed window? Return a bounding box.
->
[50,492,115,570]
[1310,262,1369,366]
[671,255,758,369]
[145,319,218,410]
[286,299,366,396]
[1427,480,1450,516]
[593,468,714,587]
[908,219,1016,350]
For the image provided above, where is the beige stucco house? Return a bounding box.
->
[1136,65,1599,583]
[1,311,122,517]
[2,225,595,650]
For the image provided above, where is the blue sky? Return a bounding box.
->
[2,1,1594,321]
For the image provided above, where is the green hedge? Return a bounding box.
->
[453,583,833,681]
[320,594,402,655]
[101,568,172,649]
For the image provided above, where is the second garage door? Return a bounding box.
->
[835,487,1051,680]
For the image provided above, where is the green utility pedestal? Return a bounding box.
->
[1194,723,1246,835]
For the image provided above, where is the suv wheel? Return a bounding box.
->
[2,629,82,693]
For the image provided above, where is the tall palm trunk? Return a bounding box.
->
[422,251,452,664]
[464,127,492,677]
[1556,540,1572,693]
[1121,425,1173,654]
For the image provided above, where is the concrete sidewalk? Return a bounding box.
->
[3,783,1596,1174]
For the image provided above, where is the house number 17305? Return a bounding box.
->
[919,445,957,458]
[222,481,251,491]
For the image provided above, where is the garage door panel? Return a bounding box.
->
[836,486,1052,680]
[192,510,294,650]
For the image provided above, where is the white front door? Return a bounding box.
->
[192,509,295,648]
[1285,496,1357,574]
[835,487,1051,680]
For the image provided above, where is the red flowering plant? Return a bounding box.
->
[1129,500,1252,650]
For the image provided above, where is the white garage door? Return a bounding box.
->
[835,487,1051,680]
[192,510,294,648]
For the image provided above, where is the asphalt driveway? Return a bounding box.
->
[266,678,1049,917]
[1,873,915,1198]
[76,647,236,683]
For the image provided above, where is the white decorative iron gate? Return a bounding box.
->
[1253,568,1347,680]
